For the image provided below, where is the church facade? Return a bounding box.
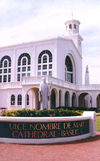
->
[0,19,100,110]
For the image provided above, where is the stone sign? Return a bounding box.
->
[0,120,89,139]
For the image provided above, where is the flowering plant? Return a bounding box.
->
[49,114,55,117]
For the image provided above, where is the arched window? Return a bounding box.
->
[0,56,11,83]
[69,24,72,29]
[11,95,15,105]
[65,56,73,83]
[17,53,31,81]
[43,55,47,63]
[27,94,29,105]
[22,58,27,65]
[74,24,76,29]
[4,60,7,67]
[17,95,22,105]
[37,50,53,76]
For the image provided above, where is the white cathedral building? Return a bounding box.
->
[0,19,100,110]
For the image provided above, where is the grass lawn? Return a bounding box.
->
[96,114,100,131]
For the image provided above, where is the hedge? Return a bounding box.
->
[56,106,99,112]
[3,108,82,117]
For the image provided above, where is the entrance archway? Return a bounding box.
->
[72,93,77,107]
[26,88,40,110]
[79,93,92,108]
[59,90,61,106]
[50,89,56,109]
[97,94,100,108]
[65,91,70,107]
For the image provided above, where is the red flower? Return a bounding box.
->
[49,114,55,117]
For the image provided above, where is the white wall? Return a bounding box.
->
[0,37,83,109]
[0,39,57,82]
[56,38,82,85]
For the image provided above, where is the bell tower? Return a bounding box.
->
[65,19,83,54]
[85,65,90,85]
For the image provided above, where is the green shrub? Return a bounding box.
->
[4,109,36,117]
[56,106,98,112]
[16,109,36,117]
[3,108,81,117]
[4,110,18,117]
[35,110,49,117]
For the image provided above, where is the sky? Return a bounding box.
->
[0,0,100,84]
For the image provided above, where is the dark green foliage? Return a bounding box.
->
[3,108,81,117]
[35,110,49,117]
[56,106,98,112]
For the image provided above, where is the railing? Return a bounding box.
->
[0,82,22,89]
[77,84,100,91]
[0,76,100,91]
[22,76,77,90]
[22,76,42,85]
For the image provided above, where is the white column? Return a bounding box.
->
[56,89,59,107]
[69,92,73,107]
[92,94,97,108]
[11,49,16,82]
[22,89,26,109]
[30,90,33,108]
[48,99,50,109]
[61,90,65,106]
[76,94,79,107]
[15,93,17,107]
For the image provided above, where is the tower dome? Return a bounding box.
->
[65,19,83,55]
[65,19,80,35]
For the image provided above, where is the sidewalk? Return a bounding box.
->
[0,133,100,161]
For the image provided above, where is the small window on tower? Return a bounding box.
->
[74,24,76,29]
[69,24,72,29]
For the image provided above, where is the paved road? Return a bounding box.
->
[0,133,100,161]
